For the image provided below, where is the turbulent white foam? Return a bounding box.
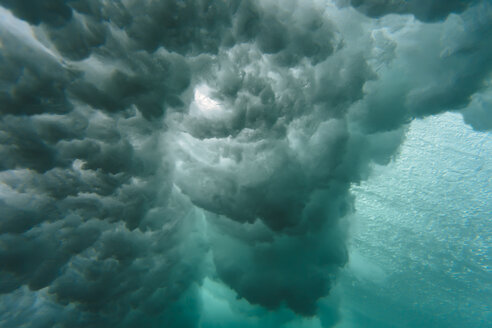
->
[0,0,490,327]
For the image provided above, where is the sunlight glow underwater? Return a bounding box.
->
[0,1,490,327]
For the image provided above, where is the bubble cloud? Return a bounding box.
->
[0,0,490,327]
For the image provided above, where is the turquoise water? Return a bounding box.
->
[342,112,491,328]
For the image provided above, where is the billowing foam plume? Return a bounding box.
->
[0,0,490,327]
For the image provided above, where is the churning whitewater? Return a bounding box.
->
[0,1,490,327]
